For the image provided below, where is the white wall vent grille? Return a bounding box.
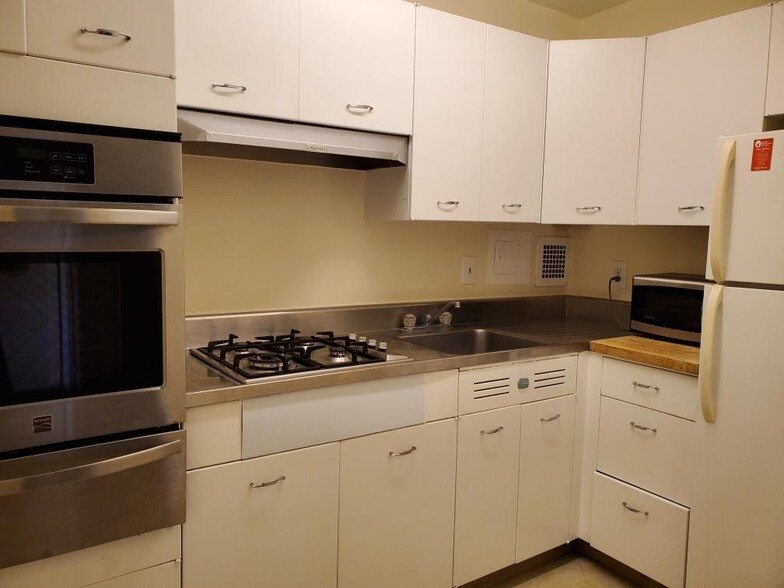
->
[535,237,569,287]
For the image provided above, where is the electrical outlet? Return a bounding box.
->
[610,260,628,288]
[461,256,477,285]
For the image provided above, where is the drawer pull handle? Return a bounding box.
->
[622,502,649,517]
[79,27,132,41]
[437,200,460,208]
[540,414,561,423]
[480,426,504,435]
[630,421,658,434]
[576,206,602,212]
[212,82,247,93]
[502,203,522,210]
[389,446,417,457]
[678,205,706,212]
[632,381,660,393]
[250,475,286,488]
[346,103,374,113]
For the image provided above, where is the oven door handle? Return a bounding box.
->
[0,439,182,497]
[0,203,179,226]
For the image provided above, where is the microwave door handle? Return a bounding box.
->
[699,285,723,423]
[0,203,179,226]
[710,139,736,283]
[0,439,182,497]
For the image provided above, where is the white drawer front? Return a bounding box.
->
[597,397,694,506]
[591,472,689,588]
[26,0,175,77]
[0,53,176,131]
[601,357,698,420]
[458,355,577,415]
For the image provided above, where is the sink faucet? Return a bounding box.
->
[424,301,461,327]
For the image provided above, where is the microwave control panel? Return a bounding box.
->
[0,136,95,184]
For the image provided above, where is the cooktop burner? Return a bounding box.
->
[190,329,408,384]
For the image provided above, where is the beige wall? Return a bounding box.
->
[404,0,580,39]
[580,0,769,38]
[183,156,571,315]
[568,226,709,301]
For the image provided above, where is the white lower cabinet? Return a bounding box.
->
[183,443,339,588]
[591,473,689,588]
[454,406,522,586]
[517,394,576,562]
[87,561,180,588]
[338,419,457,588]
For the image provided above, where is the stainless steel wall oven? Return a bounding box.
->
[0,115,185,569]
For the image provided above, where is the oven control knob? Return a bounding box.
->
[358,336,367,343]
[368,339,377,348]
[378,341,388,351]
[349,333,357,341]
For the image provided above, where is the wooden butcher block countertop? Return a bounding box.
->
[589,335,699,376]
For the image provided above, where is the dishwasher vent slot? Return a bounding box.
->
[472,377,511,399]
[533,368,567,390]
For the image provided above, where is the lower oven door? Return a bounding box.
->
[0,429,185,570]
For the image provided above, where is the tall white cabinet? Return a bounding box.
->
[299,0,415,135]
[0,0,25,54]
[541,38,646,225]
[479,26,548,223]
[636,6,771,225]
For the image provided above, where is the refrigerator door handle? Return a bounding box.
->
[710,139,736,283]
[700,285,724,423]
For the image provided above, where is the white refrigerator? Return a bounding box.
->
[688,130,784,587]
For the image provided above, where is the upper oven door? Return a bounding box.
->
[0,198,184,453]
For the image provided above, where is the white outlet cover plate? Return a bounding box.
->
[487,230,531,285]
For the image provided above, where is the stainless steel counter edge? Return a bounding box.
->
[185,340,590,408]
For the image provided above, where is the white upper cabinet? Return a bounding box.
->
[299,0,415,135]
[636,6,770,226]
[541,38,645,225]
[174,0,299,121]
[0,0,25,54]
[26,0,175,77]
[479,26,547,223]
[408,6,486,221]
[766,3,784,116]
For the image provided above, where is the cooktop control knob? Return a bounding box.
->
[378,341,388,351]
[368,339,377,348]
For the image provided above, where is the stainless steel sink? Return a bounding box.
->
[398,328,543,355]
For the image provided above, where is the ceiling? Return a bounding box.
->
[525,0,633,19]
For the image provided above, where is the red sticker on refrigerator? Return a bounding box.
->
[751,138,774,171]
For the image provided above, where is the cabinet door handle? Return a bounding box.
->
[346,103,374,113]
[540,414,561,423]
[250,475,286,488]
[576,206,602,212]
[678,205,705,212]
[630,421,657,434]
[212,82,247,93]
[632,381,660,393]
[79,27,132,41]
[389,446,417,457]
[437,200,460,208]
[622,502,649,517]
[480,426,504,435]
[502,203,522,210]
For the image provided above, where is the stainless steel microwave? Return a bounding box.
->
[630,273,712,345]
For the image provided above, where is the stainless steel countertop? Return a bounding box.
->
[185,316,628,408]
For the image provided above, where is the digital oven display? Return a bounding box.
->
[0,136,95,184]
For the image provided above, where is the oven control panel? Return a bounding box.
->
[0,136,95,184]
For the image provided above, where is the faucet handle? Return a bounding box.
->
[423,313,432,325]
[439,312,453,326]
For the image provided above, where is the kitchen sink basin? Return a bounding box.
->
[398,329,543,355]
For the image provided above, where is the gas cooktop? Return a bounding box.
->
[190,330,409,384]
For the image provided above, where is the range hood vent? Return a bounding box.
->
[178,109,408,170]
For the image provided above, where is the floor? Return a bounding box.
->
[495,554,635,587]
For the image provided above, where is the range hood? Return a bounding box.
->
[177,109,408,170]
